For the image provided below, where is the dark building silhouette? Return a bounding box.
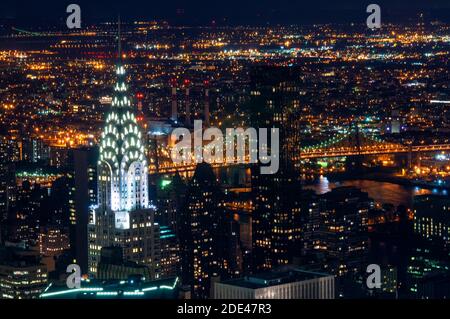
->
[155,173,186,234]
[301,186,371,297]
[68,147,98,273]
[251,164,302,272]
[0,163,16,243]
[179,163,228,298]
[97,246,151,281]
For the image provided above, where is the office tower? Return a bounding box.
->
[155,173,186,233]
[38,226,70,273]
[213,266,335,299]
[221,212,244,277]
[184,80,191,126]
[179,163,226,298]
[248,66,302,170]
[68,147,98,273]
[406,195,450,297]
[251,164,302,272]
[88,29,160,278]
[304,187,370,277]
[299,190,321,257]
[0,137,18,242]
[406,240,450,297]
[38,227,70,257]
[170,79,178,122]
[159,225,180,279]
[413,195,450,246]
[247,68,303,273]
[155,175,185,279]
[34,176,72,273]
[44,176,71,232]
[204,80,210,127]
[7,181,47,243]
[22,138,50,164]
[300,187,371,298]
[0,163,16,225]
[379,266,398,296]
[0,245,48,299]
[0,135,20,163]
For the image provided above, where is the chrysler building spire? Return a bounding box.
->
[97,17,148,212]
[88,17,159,279]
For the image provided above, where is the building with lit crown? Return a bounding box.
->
[88,30,160,278]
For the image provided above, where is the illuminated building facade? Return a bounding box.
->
[0,246,48,299]
[159,225,180,279]
[68,147,98,273]
[88,35,160,278]
[308,187,370,277]
[413,195,450,245]
[0,163,15,225]
[179,163,226,298]
[213,267,335,299]
[251,165,302,272]
[406,195,450,296]
[39,227,70,256]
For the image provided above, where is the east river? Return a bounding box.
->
[304,176,448,208]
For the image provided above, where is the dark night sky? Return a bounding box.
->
[1,0,450,26]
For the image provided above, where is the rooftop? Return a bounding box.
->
[218,267,332,290]
[40,276,179,299]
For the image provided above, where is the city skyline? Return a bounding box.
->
[1,1,450,305]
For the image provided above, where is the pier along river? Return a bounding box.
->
[304,176,448,208]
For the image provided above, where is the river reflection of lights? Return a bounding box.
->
[306,179,449,208]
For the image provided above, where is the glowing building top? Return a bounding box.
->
[97,20,148,212]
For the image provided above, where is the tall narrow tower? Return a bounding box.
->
[88,18,160,278]
[183,79,191,126]
[204,80,210,127]
[170,78,178,122]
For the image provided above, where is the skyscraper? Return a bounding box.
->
[251,164,303,272]
[413,195,450,246]
[0,245,48,299]
[68,147,98,273]
[179,163,226,298]
[88,24,160,278]
[301,186,371,296]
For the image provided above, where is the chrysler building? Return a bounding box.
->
[88,21,160,277]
